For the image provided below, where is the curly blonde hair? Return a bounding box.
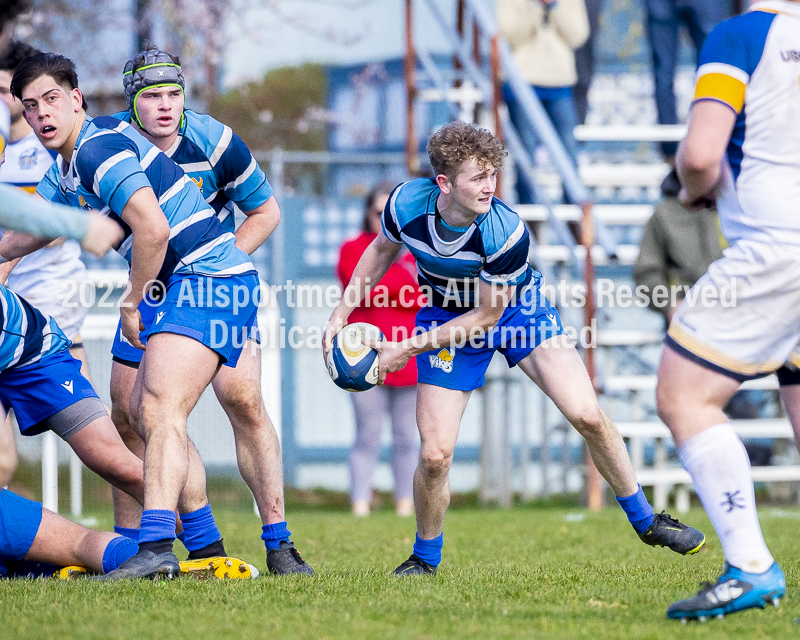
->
[426,121,507,183]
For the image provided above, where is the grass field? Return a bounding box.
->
[2,502,798,640]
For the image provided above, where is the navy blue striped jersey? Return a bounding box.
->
[382,178,536,309]
[112,110,273,233]
[36,116,255,283]
[0,284,70,371]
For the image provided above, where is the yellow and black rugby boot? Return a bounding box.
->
[639,511,705,555]
[180,556,259,579]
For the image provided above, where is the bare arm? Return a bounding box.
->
[366,278,515,385]
[118,187,170,349]
[0,230,51,263]
[235,195,280,254]
[677,100,737,210]
[323,231,403,356]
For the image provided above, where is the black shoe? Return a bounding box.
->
[186,538,227,560]
[393,554,436,576]
[266,541,314,575]
[93,550,180,581]
[638,511,706,555]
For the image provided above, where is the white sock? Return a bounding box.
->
[678,423,774,574]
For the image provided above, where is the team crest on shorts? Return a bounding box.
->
[429,348,454,373]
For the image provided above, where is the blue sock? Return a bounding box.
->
[413,533,443,567]
[113,526,140,542]
[102,536,139,573]
[616,485,655,534]
[139,509,177,545]
[179,504,222,552]
[261,522,291,551]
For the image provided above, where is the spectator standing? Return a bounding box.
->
[337,183,421,517]
[633,169,722,326]
[497,0,589,204]
[645,0,732,161]
[574,0,605,125]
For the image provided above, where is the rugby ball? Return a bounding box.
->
[327,322,384,392]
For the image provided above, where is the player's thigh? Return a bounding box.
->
[139,332,221,415]
[779,383,800,442]
[66,415,142,474]
[212,339,262,408]
[25,508,114,567]
[656,345,741,421]
[517,334,601,425]
[415,382,470,458]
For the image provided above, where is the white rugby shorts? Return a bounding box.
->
[666,239,800,381]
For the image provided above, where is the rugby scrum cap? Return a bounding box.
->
[123,47,184,130]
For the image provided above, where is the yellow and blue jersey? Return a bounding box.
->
[36,116,255,283]
[381,178,536,309]
[0,132,56,193]
[0,284,71,372]
[692,1,800,246]
[112,110,273,233]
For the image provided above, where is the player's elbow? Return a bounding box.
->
[142,218,171,247]
[677,141,721,176]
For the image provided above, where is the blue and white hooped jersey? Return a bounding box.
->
[382,178,536,309]
[692,1,800,247]
[112,110,273,233]
[0,284,70,372]
[36,116,255,283]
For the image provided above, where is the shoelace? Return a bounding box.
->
[655,511,684,527]
[289,547,306,564]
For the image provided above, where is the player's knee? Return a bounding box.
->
[419,447,453,477]
[569,403,607,438]
[220,386,266,427]
[110,400,136,437]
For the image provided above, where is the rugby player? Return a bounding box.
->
[324,121,706,576]
[656,0,799,621]
[0,52,263,579]
[0,41,97,385]
[104,47,310,575]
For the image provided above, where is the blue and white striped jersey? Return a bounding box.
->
[112,110,273,233]
[36,116,255,283]
[0,284,71,372]
[382,178,536,309]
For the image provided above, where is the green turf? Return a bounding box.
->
[2,505,798,640]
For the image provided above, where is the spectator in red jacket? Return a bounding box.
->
[337,182,422,517]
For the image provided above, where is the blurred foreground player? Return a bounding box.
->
[325,121,706,576]
[656,0,800,621]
